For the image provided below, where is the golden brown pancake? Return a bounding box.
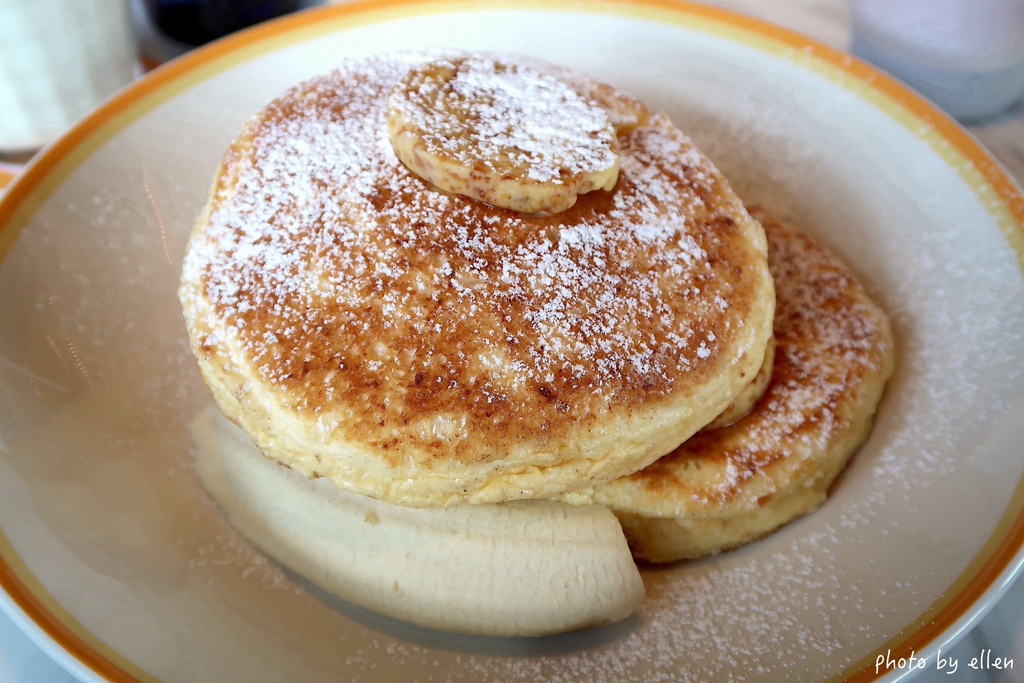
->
[566,208,895,562]
[179,51,775,508]
[703,335,775,431]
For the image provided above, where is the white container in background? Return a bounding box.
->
[850,0,1024,120]
[0,0,137,153]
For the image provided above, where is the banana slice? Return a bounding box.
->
[387,56,619,214]
[191,406,644,637]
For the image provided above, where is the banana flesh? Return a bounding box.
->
[387,56,619,214]
[191,406,645,637]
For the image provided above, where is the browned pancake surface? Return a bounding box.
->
[579,208,894,559]
[180,52,774,506]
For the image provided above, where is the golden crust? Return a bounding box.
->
[703,334,775,431]
[571,208,895,562]
[179,52,775,507]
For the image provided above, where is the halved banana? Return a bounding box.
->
[191,406,644,637]
[387,56,619,214]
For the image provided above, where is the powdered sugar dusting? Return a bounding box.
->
[2,13,1021,682]
[390,55,618,184]
[181,52,766,453]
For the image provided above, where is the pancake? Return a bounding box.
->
[179,51,775,508]
[567,208,895,562]
[703,335,775,431]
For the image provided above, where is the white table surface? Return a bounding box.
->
[2,0,1023,681]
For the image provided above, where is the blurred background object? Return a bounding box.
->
[145,0,299,45]
[0,0,137,154]
[850,0,1024,121]
[0,0,307,154]
[134,0,306,66]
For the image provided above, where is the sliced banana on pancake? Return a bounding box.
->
[387,55,620,214]
[191,406,644,637]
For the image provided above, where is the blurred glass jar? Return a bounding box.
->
[0,0,137,154]
[851,0,1024,120]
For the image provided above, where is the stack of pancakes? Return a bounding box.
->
[180,51,894,632]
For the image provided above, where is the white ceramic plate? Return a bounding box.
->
[2,2,1023,681]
